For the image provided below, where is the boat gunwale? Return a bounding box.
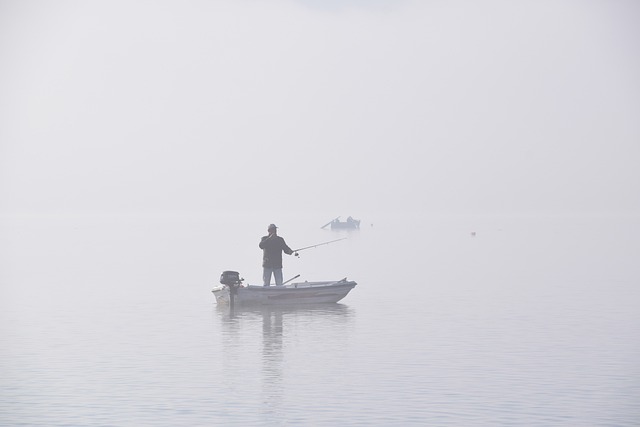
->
[245,280,356,291]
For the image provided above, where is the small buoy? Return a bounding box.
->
[471,232,476,237]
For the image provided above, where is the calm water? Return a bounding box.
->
[1,213,639,426]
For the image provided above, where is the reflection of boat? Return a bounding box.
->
[217,302,354,316]
[212,278,357,306]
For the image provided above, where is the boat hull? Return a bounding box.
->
[330,221,360,229]
[212,280,357,306]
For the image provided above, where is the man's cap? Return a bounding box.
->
[268,223,277,230]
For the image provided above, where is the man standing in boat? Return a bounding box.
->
[259,223,294,287]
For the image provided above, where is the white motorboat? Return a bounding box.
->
[212,271,357,306]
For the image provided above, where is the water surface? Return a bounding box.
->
[1,213,638,425]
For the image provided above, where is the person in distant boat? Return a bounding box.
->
[259,223,294,287]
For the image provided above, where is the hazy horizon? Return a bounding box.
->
[1,0,639,218]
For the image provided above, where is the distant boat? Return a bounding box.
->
[321,216,361,230]
[212,278,357,306]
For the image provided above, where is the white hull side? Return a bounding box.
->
[212,281,356,306]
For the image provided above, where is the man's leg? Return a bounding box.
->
[274,268,284,286]
[263,268,273,286]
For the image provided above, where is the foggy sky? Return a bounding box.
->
[1,0,639,218]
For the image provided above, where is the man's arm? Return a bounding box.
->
[281,238,294,255]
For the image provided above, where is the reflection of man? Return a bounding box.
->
[258,224,294,286]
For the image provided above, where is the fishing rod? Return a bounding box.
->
[293,237,347,256]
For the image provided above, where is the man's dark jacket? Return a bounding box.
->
[259,235,293,268]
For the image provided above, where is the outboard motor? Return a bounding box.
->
[220,270,242,286]
[220,271,243,308]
